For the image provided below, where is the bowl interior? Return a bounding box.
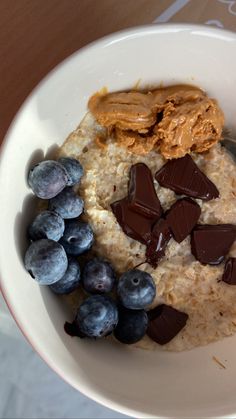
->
[1,25,236,418]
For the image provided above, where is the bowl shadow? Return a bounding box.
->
[40,286,76,350]
[14,193,39,263]
[24,144,61,183]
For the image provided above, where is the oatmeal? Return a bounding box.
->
[58,108,236,351]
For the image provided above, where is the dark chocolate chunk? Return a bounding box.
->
[111,197,153,244]
[147,304,188,345]
[146,219,172,268]
[64,321,85,338]
[165,197,201,243]
[191,224,236,265]
[128,163,162,219]
[155,154,219,201]
[222,258,236,285]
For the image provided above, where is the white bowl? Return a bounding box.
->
[1,24,236,418]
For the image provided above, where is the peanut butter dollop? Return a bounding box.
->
[88,85,224,159]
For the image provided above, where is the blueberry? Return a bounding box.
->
[82,258,115,294]
[59,220,94,255]
[76,295,118,338]
[50,256,81,294]
[114,306,148,344]
[58,157,83,186]
[28,210,65,241]
[24,239,68,285]
[28,160,69,199]
[117,269,156,310]
[49,187,84,219]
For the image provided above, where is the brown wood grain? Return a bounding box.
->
[0,0,173,142]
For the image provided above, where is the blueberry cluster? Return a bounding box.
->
[76,268,155,342]
[25,157,156,344]
[25,157,93,290]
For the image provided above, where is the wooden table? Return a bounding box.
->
[1,0,235,142]
[0,0,174,142]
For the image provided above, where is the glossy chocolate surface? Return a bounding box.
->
[147,304,188,345]
[128,163,162,219]
[222,258,236,285]
[155,154,219,201]
[166,197,201,243]
[146,218,172,268]
[191,224,236,265]
[111,197,153,244]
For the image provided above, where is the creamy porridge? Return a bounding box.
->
[58,105,236,351]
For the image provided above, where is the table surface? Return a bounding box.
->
[3,0,236,145]
[0,0,176,143]
[1,0,236,144]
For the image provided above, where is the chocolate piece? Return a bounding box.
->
[146,219,172,268]
[165,198,201,243]
[128,163,162,219]
[64,321,85,338]
[155,154,219,201]
[191,224,236,265]
[111,197,153,244]
[147,304,188,345]
[222,258,236,285]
